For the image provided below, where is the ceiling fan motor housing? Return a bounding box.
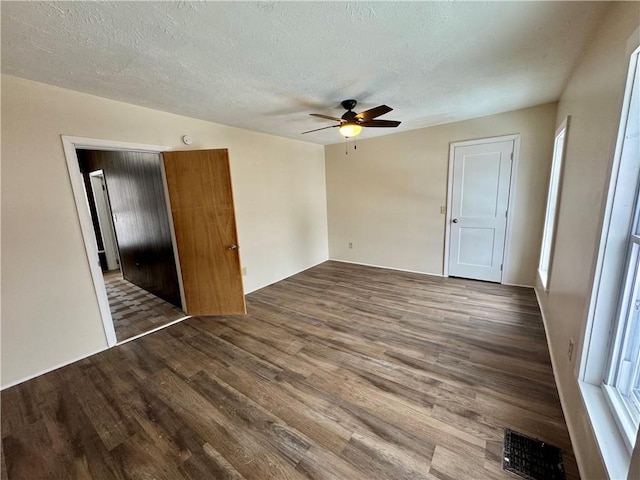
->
[341,99,358,111]
[342,110,358,123]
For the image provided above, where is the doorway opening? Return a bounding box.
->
[63,136,246,348]
[77,149,187,342]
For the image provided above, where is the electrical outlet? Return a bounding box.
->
[440,205,446,215]
[241,267,247,276]
[348,242,353,249]
[567,338,575,362]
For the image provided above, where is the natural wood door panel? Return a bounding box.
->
[78,149,182,307]
[163,149,245,315]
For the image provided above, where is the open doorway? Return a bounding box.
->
[77,149,187,342]
[63,136,246,348]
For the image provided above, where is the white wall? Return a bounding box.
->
[533,3,640,479]
[325,103,557,286]
[1,75,328,388]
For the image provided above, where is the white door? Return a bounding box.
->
[90,171,120,271]
[447,139,514,282]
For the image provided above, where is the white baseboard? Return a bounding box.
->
[116,315,192,345]
[1,313,193,390]
[1,346,108,390]
[2,259,330,390]
[331,259,535,288]
[328,258,444,277]
[534,287,586,479]
[502,282,534,288]
[244,258,330,295]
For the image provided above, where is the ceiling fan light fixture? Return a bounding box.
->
[303,100,400,136]
[339,123,362,138]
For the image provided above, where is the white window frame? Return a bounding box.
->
[538,118,569,290]
[601,52,640,451]
[579,39,640,479]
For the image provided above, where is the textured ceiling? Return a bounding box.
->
[1,1,608,145]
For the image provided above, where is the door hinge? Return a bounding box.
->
[505,210,508,218]
[510,152,513,160]
[500,264,503,271]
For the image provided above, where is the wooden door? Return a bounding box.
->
[79,150,183,307]
[163,149,246,315]
[448,140,514,282]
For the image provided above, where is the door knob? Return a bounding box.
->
[227,244,238,251]
[452,218,459,223]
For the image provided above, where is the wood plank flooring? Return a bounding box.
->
[104,270,186,341]
[1,261,579,479]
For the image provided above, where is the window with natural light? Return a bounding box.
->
[538,119,568,289]
[601,52,640,450]
[581,46,640,476]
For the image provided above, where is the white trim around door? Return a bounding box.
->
[88,170,120,271]
[443,134,521,283]
[61,136,172,347]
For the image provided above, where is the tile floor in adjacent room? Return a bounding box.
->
[103,270,186,342]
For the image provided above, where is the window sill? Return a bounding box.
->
[538,269,549,291]
[602,384,638,452]
[579,381,631,479]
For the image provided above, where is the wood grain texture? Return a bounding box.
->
[163,149,245,316]
[1,261,578,479]
[78,149,182,307]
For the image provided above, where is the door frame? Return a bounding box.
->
[88,170,120,271]
[443,134,521,283]
[61,135,187,346]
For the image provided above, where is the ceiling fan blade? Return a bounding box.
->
[355,105,392,122]
[310,113,343,122]
[301,125,340,134]
[360,120,401,128]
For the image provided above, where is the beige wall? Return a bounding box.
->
[629,429,640,480]
[1,75,328,388]
[533,3,640,479]
[325,103,557,286]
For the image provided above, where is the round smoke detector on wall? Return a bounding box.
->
[182,135,193,145]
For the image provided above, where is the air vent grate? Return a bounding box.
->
[502,428,566,480]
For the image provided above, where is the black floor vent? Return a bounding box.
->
[502,428,566,480]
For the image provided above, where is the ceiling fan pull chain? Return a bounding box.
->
[345,138,348,155]
[354,137,357,150]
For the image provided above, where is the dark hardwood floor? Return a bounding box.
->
[1,261,579,479]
